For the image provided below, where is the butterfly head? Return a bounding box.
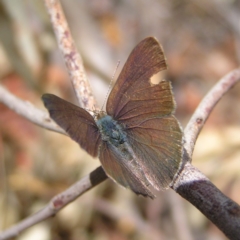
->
[92,110,106,121]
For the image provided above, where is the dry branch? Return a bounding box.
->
[184,68,240,158]
[44,0,96,111]
[0,167,107,240]
[0,85,65,134]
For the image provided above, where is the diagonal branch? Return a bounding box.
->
[0,167,107,240]
[173,161,240,239]
[44,0,97,110]
[0,85,65,134]
[184,68,240,158]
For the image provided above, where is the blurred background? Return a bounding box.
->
[0,0,240,239]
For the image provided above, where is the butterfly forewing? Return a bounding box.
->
[117,80,176,125]
[42,94,101,157]
[106,37,168,124]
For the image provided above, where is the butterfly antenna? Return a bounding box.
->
[101,60,120,112]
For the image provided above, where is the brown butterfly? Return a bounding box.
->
[42,37,183,198]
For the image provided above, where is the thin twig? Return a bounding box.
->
[0,167,107,240]
[0,85,65,134]
[44,0,97,110]
[184,68,240,157]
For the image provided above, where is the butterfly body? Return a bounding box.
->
[42,37,183,198]
[97,115,142,175]
[96,115,126,146]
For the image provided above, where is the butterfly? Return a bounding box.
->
[42,37,183,199]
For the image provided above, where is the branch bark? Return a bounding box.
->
[44,0,97,110]
[173,162,240,239]
[0,85,65,134]
[184,68,240,158]
[0,167,107,240]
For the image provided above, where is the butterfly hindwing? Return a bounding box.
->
[126,116,182,189]
[99,141,155,198]
[42,94,101,157]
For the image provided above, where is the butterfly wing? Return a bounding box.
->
[99,141,155,198]
[106,37,183,190]
[42,94,101,157]
[106,37,171,125]
[126,117,182,189]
